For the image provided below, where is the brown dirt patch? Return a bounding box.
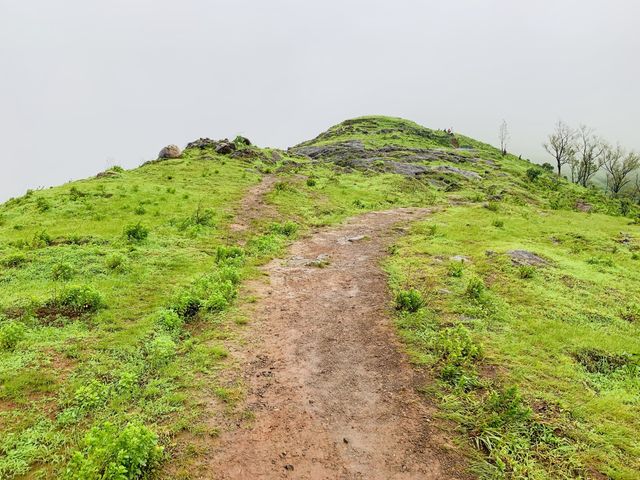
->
[202,208,469,479]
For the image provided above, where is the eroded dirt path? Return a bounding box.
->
[209,207,467,479]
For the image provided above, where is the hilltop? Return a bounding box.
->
[1,116,639,479]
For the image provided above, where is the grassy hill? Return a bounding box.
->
[1,116,639,479]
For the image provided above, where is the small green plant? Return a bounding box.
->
[448,261,464,277]
[52,262,74,281]
[124,222,149,242]
[134,204,146,215]
[1,252,28,268]
[485,201,500,212]
[146,334,177,369]
[525,167,542,182]
[273,181,289,192]
[435,324,482,366]
[74,379,109,410]
[65,421,162,480]
[0,320,26,351]
[352,199,366,209]
[306,177,317,187]
[465,276,486,299]
[215,245,244,263]
[31,230,52,248]
[492,219,505,228]
[35,196,51,212]
[269,221,298,237]
[69,186,86,201]
[395,289,424,312]
[52,285,105,314]
[518,265,536,279]
[154,308,184,334]
[105,253,127,272]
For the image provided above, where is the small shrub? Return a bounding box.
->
[306,177,317,187]
[52,262,74,281]
[124,223,149,242]
[0,320,26,351]
[435,325,482,365]
[269,221,298,237]
[541,162,554,172]
[448,261,464,277]
[69,186,86,201]
[74,379,109,410]
[32,230,52,248]
[518,265,536,279]
[525,167,542,182]
[273,181,289,192]
[572,348,636,374]
[352,199,366,209]
[170,291,202,319]
[465,276,486,299]
[492,219,505,228]
[215,245,244,263]
[154,308,184,333]
[36,196,51,212]
[109,165,125,173]
[134,205,146,215]
[485,201,500,212]
[395,289,424,312]
[53,285,105,314]
[146,335,177,369]
[1,252,28,268]
[65,421,162,480]
[105,253,127,272]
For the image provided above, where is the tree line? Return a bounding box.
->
[543,121,639,199]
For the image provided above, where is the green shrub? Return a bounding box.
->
[518,265,536,279]
[492,219,505,228]
[215,245,244,263]
[154,308,184,333]
[105,253,127,272]
[306,177,317,187]
[1,252,28,268]
[395,289,424,312]
[65,421,162,480]
[146,335,177,369]
[74,379,109,410]
[273,181,289,192]
[269,221,298,237]
[169,292,202,319]
[465,276,486,299]
[124,223,149,242]
[53,285,105,314]
[31,230,52,248]
[485,201,500,212]
[525,168,542,182]
[448,261,464,277]
[52,262,74,281]
[69,186,86,201]
[541,162,554,172]
[0,320,26,351]
[133,205,146,215]
[435,324,482,366]
[36,197,51,212]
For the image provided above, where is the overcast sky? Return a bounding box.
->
[1,0,638,201]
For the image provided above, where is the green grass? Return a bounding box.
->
[1,115,639,479]
[385,204,640,478]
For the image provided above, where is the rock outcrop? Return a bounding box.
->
[158,145,182,159]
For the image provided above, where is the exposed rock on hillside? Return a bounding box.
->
[158,144,182,159]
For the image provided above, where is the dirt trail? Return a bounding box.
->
[209,207,467,479]
[229,175,278,233]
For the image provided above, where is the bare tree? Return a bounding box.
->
[543,120,576,176]
[570,125,606,187]
[499,120,509,155]
[602,144,640,196]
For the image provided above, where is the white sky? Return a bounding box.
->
[1,0,638,201]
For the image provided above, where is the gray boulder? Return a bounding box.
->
[158,145,181,159]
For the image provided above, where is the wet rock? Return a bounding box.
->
[215,140,236,154]
[186,138,217,150]
[507,250,547,266]
[158,144,181,159]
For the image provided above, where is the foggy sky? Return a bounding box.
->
[1,0,638,201]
